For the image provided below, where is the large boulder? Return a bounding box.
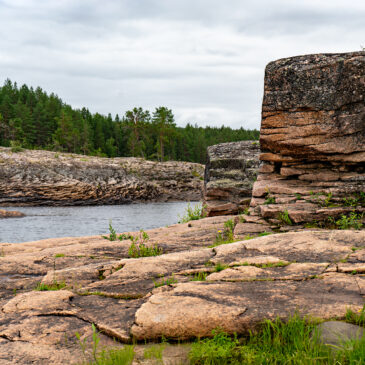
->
[252,52,365,224]
[204,141,260,216]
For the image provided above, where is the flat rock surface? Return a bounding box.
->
[1,220,364,364]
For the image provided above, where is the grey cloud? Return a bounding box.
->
[0,0,364,130]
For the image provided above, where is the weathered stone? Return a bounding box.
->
[1,227,365,363]
[131,274,363,340]
[0,209,25,218]
[0,148,204,205]
[234,222,273,238]
[203,141,260,216]
[314,321,365,349]
[251,51,365,224]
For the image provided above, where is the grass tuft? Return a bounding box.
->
[153,275,178,288]
[34,280,66,291]
[178,203,207,223]
[189,313,365,364]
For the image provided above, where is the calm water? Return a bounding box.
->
[0,202,198,243]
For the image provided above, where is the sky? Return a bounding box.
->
[0,0,364,130]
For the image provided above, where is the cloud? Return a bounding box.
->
[0,0,364,129]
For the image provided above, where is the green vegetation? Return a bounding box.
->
[75,308,365,364]
[10,140,23,152]
[144,344,165,362]
[0,79,259,163]
[343,192,365,207]
[335,212,363,230]
[34,280,66,291]
[190,272,208,281]
[102,221,118,241]
[189,312,365,365]
[153,275,178,288]
[257,232,272,237]
[238,261,289,269]
[101,223,163,258]
[214,263,229,272]
[306,211,364,230]
[127,230,163,258]
[178,203,207,223]
[278,210,292,225]
[54,253,65,258]
[345,306,365,327]
[264,191,276,205]
[76,324,135,365]
[210,219,236,247]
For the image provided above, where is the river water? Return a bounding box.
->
[0,202,198,243]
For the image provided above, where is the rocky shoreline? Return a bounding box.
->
[0,218,365,364]
[0,148,204,206]
[0,51,364,364]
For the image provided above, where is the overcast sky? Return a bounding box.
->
[0,0,364,129]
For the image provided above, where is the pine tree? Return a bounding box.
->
[152,107,175,161]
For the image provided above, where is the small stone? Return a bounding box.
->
[314,321,365,349]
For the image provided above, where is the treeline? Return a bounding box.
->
[0,79,259,163]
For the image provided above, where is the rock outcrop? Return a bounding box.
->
[1,219,365,363]
[0,148,204,205]
[0,209,24,218]
[251,52,365,225]
[204,141,260,216]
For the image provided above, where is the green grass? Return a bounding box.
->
[209,219,236,247]
[264,195,276,205]
[153,275,178,288]
[214,263,229,272]
[34,281,66,291]
[144,344,165,362]
[237,261,289,269]
[190,272,208,281]
[189,313,365,365]
[278,210,293,225]
[54,253,65,258]
[118,229,164,258]
[91,346,135,365]
[257,232,272,237]
[178,203,207,223]
[128,242,163,258]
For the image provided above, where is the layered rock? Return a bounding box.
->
[0,148,204,206]
[204,141,260,216]
[1,220,365,363]
[0,209,24,218]
[251,52,365,224]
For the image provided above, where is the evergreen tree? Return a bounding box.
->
[152,107,175,161]
[123,107,151,157]
[0,79,260,163]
